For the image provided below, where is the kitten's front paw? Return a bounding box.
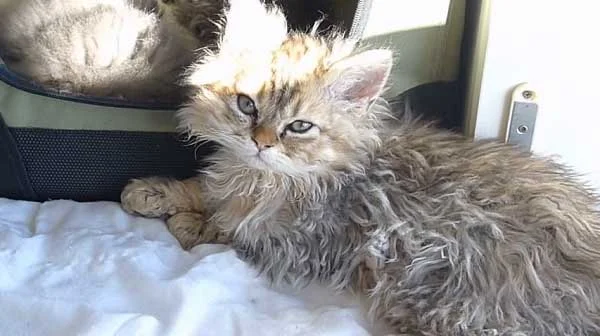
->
[121,178,175,218]
[167,212,229,250]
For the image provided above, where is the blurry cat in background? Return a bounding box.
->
[0,0,223,104]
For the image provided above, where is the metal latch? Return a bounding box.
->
[504,83,539,151]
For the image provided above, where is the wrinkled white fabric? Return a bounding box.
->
[0,198,377,336]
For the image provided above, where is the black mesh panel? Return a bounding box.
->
[9,128,211,202]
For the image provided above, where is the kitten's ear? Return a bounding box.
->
[218,0,288,55]
[327,49,393,108]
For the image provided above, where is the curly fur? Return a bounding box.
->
[122,0,600,334]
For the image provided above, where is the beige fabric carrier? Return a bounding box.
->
[0,0,465,201]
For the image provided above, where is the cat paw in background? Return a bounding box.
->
[157,0,225,43]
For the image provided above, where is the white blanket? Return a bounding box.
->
[0,198,380,336]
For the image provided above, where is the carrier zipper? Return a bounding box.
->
[348,0,373,42]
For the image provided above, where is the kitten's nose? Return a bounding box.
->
[252,138,274,150]
[252,126,277,151]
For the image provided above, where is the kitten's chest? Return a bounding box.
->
[219,195,255,220]
[210,193,293,232]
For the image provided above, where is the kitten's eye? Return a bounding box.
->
[287,120,314,133]
[237,94,257,115]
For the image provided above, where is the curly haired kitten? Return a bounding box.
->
[122,0,600,334]
[0,0,222,103]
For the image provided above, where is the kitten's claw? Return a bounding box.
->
[167,212,230,250]
[121,178,176,218]
[167,212,204,250]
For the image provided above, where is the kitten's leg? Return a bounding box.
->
[167,212,230,250]
[121,177,229,250]
[121,176,203,218]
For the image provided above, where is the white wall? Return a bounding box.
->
[361,0,452,37]
[468,0,600,190]
[362,0,465,95]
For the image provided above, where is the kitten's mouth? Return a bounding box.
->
[245,151,269,167]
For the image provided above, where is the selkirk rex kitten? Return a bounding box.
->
[121,0,600,334]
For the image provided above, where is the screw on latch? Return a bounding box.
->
[516,125,529,134]
[522,90,535,100]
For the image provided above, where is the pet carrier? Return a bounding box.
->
[0,0,465,201]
